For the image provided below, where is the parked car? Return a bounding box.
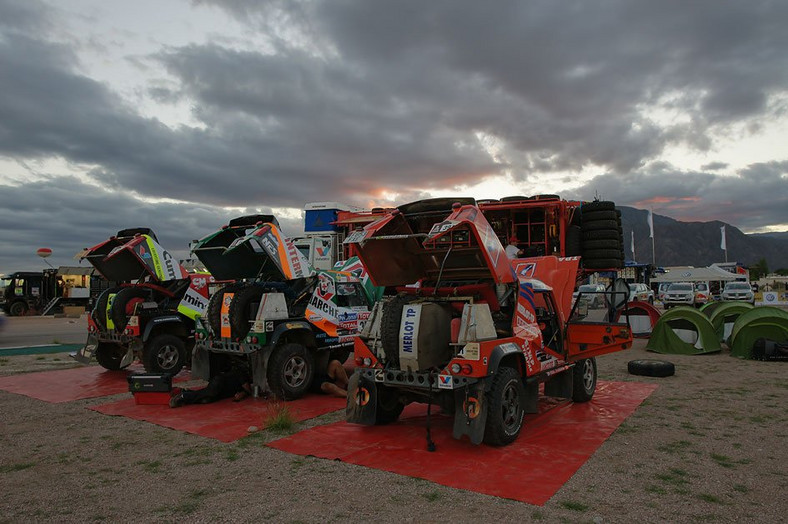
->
[694,282,711,306]
[662,282,696,309]
[628,283,655,304]
[573,283,607,308]
[721,281,755,304]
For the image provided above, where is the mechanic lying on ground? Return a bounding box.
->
[170,365,252,408]
[312,359,350,398]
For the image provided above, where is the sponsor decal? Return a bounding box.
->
[338,311,358,322]
[308,294,337,320]
[458,342,480,361]
[317,274,335,300]
[339,321,358,330]
[344,230,367,244]
[517,263,537,279]
[399,304,421,355]
[374,369,384,382]
[438,375,453,389]
[338,335,355,344]
[220,293,234,338]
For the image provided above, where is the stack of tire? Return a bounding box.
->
[579,201,625,270]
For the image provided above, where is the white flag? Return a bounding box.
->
[631,230,635,260]
[647,210,654,238]
[720,225,726,250]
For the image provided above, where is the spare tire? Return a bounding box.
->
[582,219,619,231]
[566,225,582,256]
[582,201,616,212]
[206,283,242,334]
[111,286,149,331]
[228,284,265,339]
[583,229,620,241]
[93,287,121,331]
[582,239,621,250]
[581,210,618,223]
[627,359,675,377]
[380,295,417,367]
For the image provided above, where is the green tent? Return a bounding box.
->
[729,306,788,359]
[646,306,721,355]
[699,301,724,318]
[708,301,755,344]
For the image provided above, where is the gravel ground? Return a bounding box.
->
[1,326,786,522]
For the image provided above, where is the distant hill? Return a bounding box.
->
[618,207,788,270]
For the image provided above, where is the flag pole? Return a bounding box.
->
[650,208,656,266]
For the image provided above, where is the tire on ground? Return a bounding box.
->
[143,333,186,374]
[8,301,27,316]
[627,359,675,377]
[95,342,129,371]
[572,358,597,402]
[111,286,149,331]
[267,342,315,400]
[228,284,265,339]
[483,366,525,446]
[380,295,417,367]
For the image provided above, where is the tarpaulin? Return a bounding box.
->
[267,381,657,506]
[0,365,191,403]
[90,394,345,442]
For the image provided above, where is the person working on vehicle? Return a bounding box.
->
[505,237,522,259]
[169,365,252,407]
[312,359,350,398]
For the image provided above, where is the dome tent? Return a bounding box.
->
[646,306,721,355]
[708,301,754,344]
[699,301,724,317]
[615,301,661,338]
[729,306,788,360]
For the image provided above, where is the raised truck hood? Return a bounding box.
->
[512,256,580,325]
[345,200,514,287]
[192,216,315,281]
[78,232,187,283]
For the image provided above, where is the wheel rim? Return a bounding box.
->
[283,355,307,388]
[500,381,522,431]
[582,360,595,391]
[157,344,179,370]
[10,303,25,315]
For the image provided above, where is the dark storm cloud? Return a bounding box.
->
[0,178,302,274]
[564,161,788,231]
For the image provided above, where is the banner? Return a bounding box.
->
[647,210,654,238]
[720,225,727,250]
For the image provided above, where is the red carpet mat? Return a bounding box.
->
[267,381,657,505]
[0,365,191,404]
[90,394,345,442]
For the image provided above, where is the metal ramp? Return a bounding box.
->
[40,297,61,316]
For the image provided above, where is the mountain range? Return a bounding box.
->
[619,207,788,271]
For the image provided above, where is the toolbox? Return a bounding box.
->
[127,374,176,405]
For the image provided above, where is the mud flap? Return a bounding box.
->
[119,347,135,369]
[453,381,487,445]
[544,369,572,399]
[190,344,211,381]
[71,333,98,364]
[346,372,378,425]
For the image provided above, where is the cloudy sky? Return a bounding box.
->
[1,0,787,274]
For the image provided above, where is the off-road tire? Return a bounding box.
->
[92,287,121,330]
[95,342,129,371]
[582,219,619,231]
[267,343,315,400]
[206,283,242,334]
[582,239,621,250]
[627,359,675,377]
[228,284,265,339]
[142,334,186,374]
[380,295,417,367]
[483,366,525,446]
[581,210,618,222]
[111,287,149,331]
[572,358,597,402]
[376,384,405,424]
[582,229,621,241]
[8,301,27,316]
[581,201,616,212]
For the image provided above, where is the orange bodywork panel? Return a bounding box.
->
[565,322,632,361]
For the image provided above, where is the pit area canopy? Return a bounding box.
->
[651,266,737,283]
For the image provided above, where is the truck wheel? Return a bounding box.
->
[142,334,186,374]
[95,342,129,371]
[8,301,27,316]
[376,384,405,424]
[93,287,120,330]
[627,359,675,377]
[572,358,597,402]
[111,287,148,331]
[483,366,525,446]
[380,295,417,367]
[229,284,265,339]
[267,343,315,400]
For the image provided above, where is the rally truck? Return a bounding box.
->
[190,215,381,399]
[73,228,212,374]
[345,199,633,446]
